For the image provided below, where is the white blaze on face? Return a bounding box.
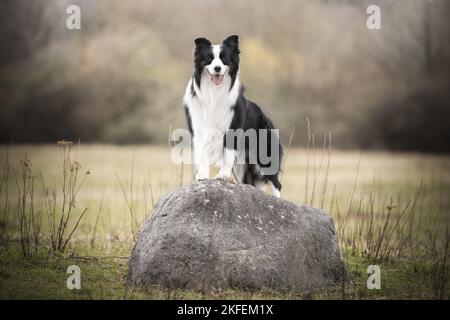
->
[205,45,228,86]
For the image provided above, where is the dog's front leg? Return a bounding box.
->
[194,144,210,180]
[196,162,210,180]
[215,148,235,181]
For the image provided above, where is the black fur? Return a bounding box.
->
[226,87,283,191]
[184,105,194,135]
[193,37,213,88]
[221,35,240,89]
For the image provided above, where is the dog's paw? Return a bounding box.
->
[214,174,230,181]
[195,174,209,180]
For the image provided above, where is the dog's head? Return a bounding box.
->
[193,35,240,88]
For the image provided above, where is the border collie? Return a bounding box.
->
[183,35,283,197]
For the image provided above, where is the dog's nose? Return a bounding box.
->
[214,66,221,73]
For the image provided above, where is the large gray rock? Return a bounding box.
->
[128,179,345,291]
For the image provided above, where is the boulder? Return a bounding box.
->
[128,179,345,291]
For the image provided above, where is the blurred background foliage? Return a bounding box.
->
[0,0,449,151]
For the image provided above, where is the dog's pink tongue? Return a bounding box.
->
[212,74,224,85]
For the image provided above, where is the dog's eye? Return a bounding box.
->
[201,54,213,66]
[220,55,229,63]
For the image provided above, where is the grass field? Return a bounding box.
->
[0,143,449,299]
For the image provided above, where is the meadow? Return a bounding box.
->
[0,143,449,299]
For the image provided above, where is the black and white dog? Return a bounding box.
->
[183,35,283,197]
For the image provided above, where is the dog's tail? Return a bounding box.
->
[262,114,283,175]
[260,113,283,197]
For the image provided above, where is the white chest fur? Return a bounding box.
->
[183,73,240,168]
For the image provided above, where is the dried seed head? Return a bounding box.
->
[57,140,73,146]
[73,161,81,171]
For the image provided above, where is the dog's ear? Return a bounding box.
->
[223,35,240,53]
[194,37,211,48]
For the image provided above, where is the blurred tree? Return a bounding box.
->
[0,0,449,152]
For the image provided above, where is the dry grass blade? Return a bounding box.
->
[304,118,311,204]
[91,190,105,249]
[320,132,332,209]
[340,153,361,237]
[280,125,295,176]
[0,147,11,249]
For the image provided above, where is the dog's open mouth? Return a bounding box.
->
[211,74,224,86]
